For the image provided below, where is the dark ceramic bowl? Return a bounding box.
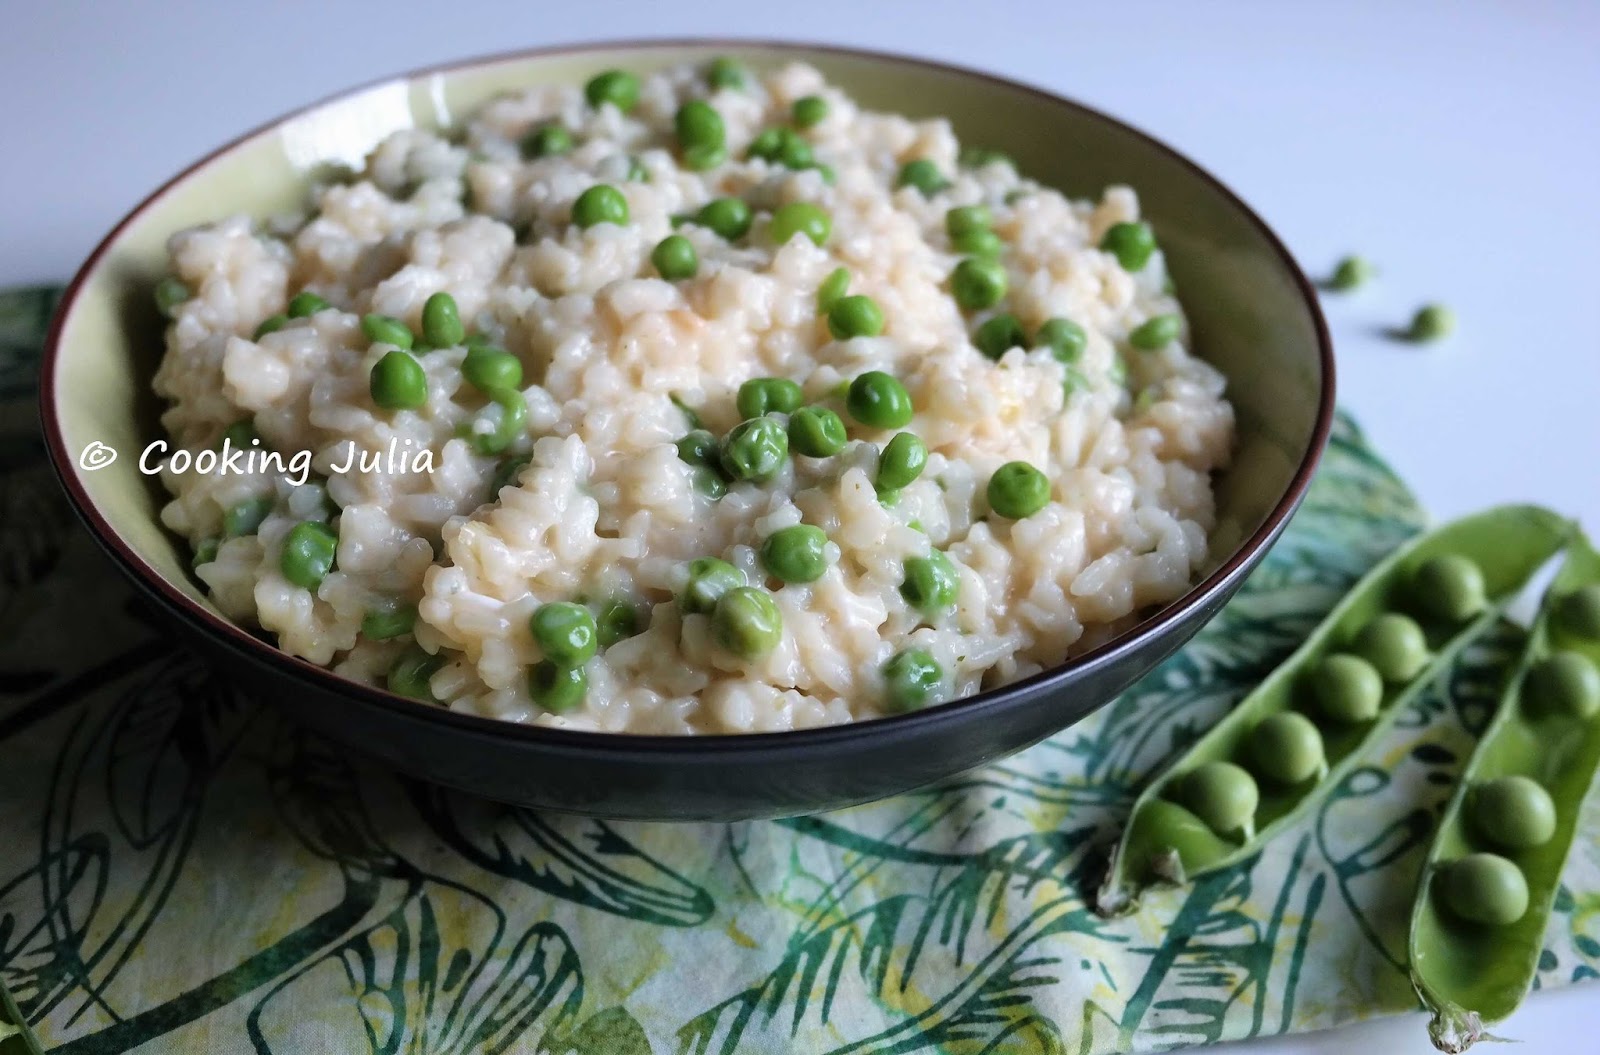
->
[39,40,1333,820]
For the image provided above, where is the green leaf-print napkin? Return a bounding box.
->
[2,283,1597,1054]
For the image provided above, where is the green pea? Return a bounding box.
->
[1411,553,1487,624]
[1179,761,1259,837]
[896,159,948,196]
[253,314,289,340]
[951,257,1007,311]
[882,648,943,712]
[1522,650,1600,720]
[676,428,720,467]
[462,347,523,393]
[529,660,587,713]
[1554,584,1600,641]
[811,162,837,184]
[959,146,1013,169]
[281,520,338,591]
[1406,304,1455,343]
[597,599,642,648]
[1247,712,1326,786]
[585,69,639,112]
[286,291,329,318]
[712,586,784,660]
[361,313,414,349]
[679,557,744,614]
[1035,318,1087,363]
[1469,776,1557,851]
[421,292,465,347]
[736,378,804,419]
[1328,255,1374,291]
[362,603,417,641]
[490,454,531,498]
[192,537,219,568]
[721,416,789,482]
[877,432,927,491]
[769,202,831,247]
[530,601,598,666]
[223,496,273,538]
[1129,314,1182,350]
[388,644,444,702]
[675,100,726,152]
[986,461,1050,519]
[370,350,428,410]
[692,466,728,499]
[1100,221,1156,271]
[697,197,752,240]
[952,228,1003,258]
[788,405,847,458]
[463,386,527,455]
[683,143,728,172]
[974,313,1026,360]
[746,127,784,162]
[522,124,574,159]
[816,267,850,315]
[760,524,830,584]
[900,550,959,615]
[572,184,629,229]
[1310,653,1385,724]
[777,133,813,170]
[707,56,745,90]
[652,234,699,280]
[1353,613,1430,684]
[221,418,260,451]
[945,205,992,239]
[846,371,914,430]
[827,295,885,341]
[1437,852,1529,926]
[154,276,191,318]
[791,95,828,128]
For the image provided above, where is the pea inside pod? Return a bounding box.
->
[1408,529,1600,1046]
[1097,505,1572,915]
[1552,583,1600,641]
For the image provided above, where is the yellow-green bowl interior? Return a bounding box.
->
[46,41,1328,629]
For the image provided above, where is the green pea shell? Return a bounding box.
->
[1097,505,1572,916]
[1408,527,1600,1040]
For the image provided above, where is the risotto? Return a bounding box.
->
[150,58,1234,734]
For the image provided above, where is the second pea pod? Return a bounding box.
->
[1407,529,1600,1049]
[1096,505,1572,914]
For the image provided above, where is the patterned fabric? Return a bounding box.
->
[1,284,1595,1054]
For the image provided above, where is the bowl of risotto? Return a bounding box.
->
[41,41,1332,819]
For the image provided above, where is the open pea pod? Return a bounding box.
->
[1096,505,1573,915]
[1407,530,1600,1052]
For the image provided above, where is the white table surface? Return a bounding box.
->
[4,1,1596,1051]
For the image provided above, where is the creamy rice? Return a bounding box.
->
[152,59,1233,734]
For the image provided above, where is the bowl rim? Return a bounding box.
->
[38,36,1336,757]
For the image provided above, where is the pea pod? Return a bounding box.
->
[1407,529,1600,1052]
[1095,505,1572,915]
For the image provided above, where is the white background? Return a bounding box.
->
[3,1,1597,1051]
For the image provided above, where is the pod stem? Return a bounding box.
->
[1425,999,1485,1053]
[1094,843,1139,917]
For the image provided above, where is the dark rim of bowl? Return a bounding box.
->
[39,37,1335,757]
